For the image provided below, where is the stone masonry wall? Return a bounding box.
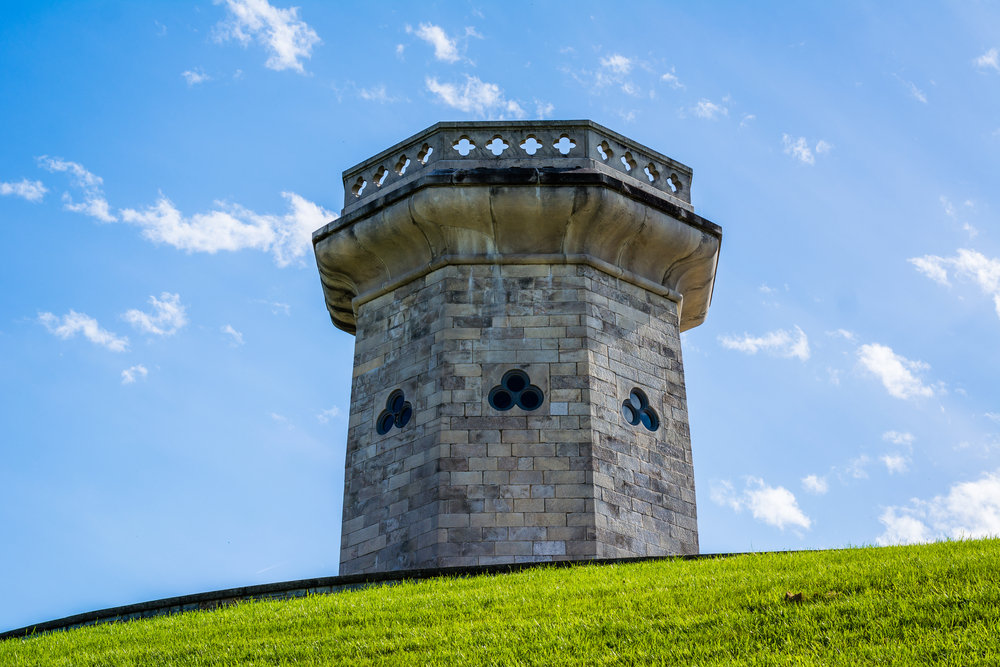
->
[340,263,697,575]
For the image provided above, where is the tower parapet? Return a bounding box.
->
[314,120,722,574]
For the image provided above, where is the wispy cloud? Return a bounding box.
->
[883,430,915,450]
[222,324,244,345]
[877,469,1000,544]
[121,364,148,385]
[123,293,188,336]
[847,454,870,479]
[826,329,857,342]
[857,343,937,400]
[711,477,811,531]
[39,310,129,352]
[37,156,115,222]
[256,300,290,315]
[359,84,398,103]
[660,67,684,90]
[719,326,810,361]
[425,75,525,119]
[120,191,336,267]
[406,23,479,63]
[739,114,755,128]
[1,178,48,202]
[881,454,910,475]
[802,475,828,494]
[316,405,341,423]
[535,100,555,119]
[893,74,927,103]
[181,68,211,85]
[692,99,727,119]
[909,249,1000,320]
[783,135,815,165]
[974,47,1000,73]
[213,0,321,74]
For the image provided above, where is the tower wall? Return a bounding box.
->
[340,262,697,574]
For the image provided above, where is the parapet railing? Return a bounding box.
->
[340,120,693,211]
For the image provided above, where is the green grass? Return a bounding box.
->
[4,539,1000,666]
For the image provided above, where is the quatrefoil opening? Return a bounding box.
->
[667,172,683,193]
[394,154,411,175]
[488,370,544,412]
[621,151,637,172]
[485,135,509,156]
[376,389,413,435]
[351,176,367,198]
[553,134,576,155]
[417,143,434,164]
[596,140,613,161]
[621,388,659,432]
[520,135,543,155]
[374,165,389,187]
[644,163,660,182]
[453,135,476,156]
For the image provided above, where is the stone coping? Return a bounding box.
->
[2,550,814,641]
[340,120,694,212]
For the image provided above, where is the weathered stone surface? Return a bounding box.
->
[313,121,721,575]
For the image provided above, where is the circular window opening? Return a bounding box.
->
[503,371,527,393]
[489,387,514,411]
[396,404,413,428]
[376,411,395,435]
[621,402,638,424]
[622,387,659,432]
[390,392,405,414]
[518,387,542,410]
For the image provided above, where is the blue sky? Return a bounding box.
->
[2,0,1000,631]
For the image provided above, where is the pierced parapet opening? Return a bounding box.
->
[520,135,543,155]
[485,135,509,156]
[553,133,576,155]
[374,165,389,187]
[644,163,660,183]
[394,154,411,175]
[417,143,434,164]
[621,151,637,172]
[667,172,683,194]
[351,176,367,198]
[452,135,476,156]
[597,140,613,161]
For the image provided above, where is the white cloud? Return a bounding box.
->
[359,84,396,103]
[877,469,1000,545]
[407,23,461,63]
[120,191,335,267]
[395,44,404,57]
[535,100,555,119]
[906,81,927,103]
[122,293,188,336]
[268,412,286,421]
[802,475,828,494]
[1,178,48,202]
[256,300,290,315]
[660,68,684,89]
[857,343,936,400]
[826,329,857,342]
[712,477,811,531]
[213,0,321,74]
[883,430,915,449]
[739,114,755,128]
[38,310,129,352]
[815,140,833,154]
[425,75,525,119]
[181,68,211,85]
[317,405,341,423]
[692,99,727,119]
[37,156,116,222]
[601,54,633,75]
[782,135,814,165]
[121,364,148,385]
[719,326,810,361]
[910,249,1000,320]
[986,413,1000,424]
[881,454,909,474]
[847,454,870,479]
[974,47,1000,72]
[222,324,244,345]
[759,284,777,294]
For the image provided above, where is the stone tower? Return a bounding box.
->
[313,121,721,574]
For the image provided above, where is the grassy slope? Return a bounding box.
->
[3,540,1000,666]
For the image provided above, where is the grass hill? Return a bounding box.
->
[3,539,999,665]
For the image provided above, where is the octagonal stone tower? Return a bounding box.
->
[313,121,722,574]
